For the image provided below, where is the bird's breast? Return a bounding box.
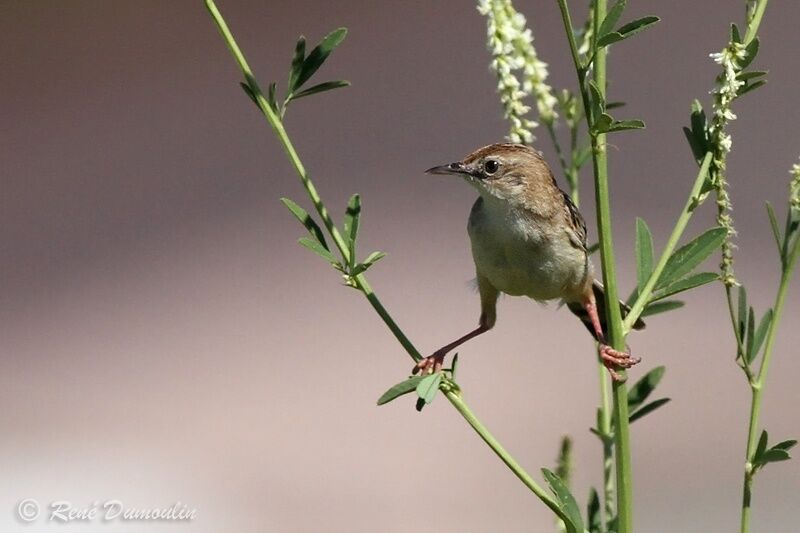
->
[468,197,588,301]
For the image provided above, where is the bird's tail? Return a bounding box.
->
[567,280,645,342]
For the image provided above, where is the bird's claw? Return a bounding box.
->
[413,350,447,375]
[599,344,641,382]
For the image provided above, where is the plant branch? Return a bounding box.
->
[740,222,799,533]
[744,0,769,44]
[556,0,633,530]
[623,152,714,332]
[205,0,574,524]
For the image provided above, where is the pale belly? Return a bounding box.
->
[468,208,588,302]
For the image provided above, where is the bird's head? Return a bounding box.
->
[426,143,557,207]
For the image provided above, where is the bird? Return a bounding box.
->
[414,143,644,381]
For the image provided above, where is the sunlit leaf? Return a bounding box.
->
[640,300,684,317]
[281,198,329,249]
[542,469,584,533]
[606,119,645,132]
[658,227,727,288]
[650,272,719,302]
[343,194,361,266]
[599,0,627,38]
[415,372,442,407]
[298,237,338,264]
[377,376,424,405]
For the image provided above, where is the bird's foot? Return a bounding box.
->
[412,349,447,376]
[599,344,641,382]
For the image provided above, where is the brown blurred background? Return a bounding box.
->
[2,1,798,532]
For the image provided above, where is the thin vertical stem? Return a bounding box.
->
[599,366,614,532]
[556,0,633,530]
[739,232,799,533]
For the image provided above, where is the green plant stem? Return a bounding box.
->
[744,0,769,44]
[740,230,799,533]
[556,0,633,530]
[205,0,423,363]
[622,152,714,331]
[446,391,572,525]
[598,364,614,532]
[205,0,573,524]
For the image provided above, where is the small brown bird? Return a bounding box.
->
[414,143,644,381]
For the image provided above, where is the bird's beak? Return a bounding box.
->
[425,162,468,176]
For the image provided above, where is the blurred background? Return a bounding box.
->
[2,1,798,531]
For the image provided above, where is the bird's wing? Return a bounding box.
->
[561,190,587,251]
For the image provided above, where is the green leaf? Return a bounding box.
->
[542,469,584,533]
[298,236,338,264]
[281,197,329,249]
[362,250,386,266]
[755,448,791,467]
[267,82,278,113]
[641,300,684,317]
[737,285,748,343]
[415,372,442,407]
[593,112,614,134]
[606,119,645,132]
[635,217,654,290]
[684,100,709,163]
[772,440,798,451]
[738,79,766,97]
[754,430,769,461]
[740,37,760,70]
[606,101,627,110]
[292,28,348,92]
[628,366,665,413]
[351,251,387,275]
[587,242,600,256]
[730,23,742,44]
[745,306,756,363]
[377,376,424,405]
[586,487,601,533]
[588,81,605,121]
[629,398,670,423]
[288,35,307,92]
[597,16,660,47]
[658,227,727,289]
[737,70,767,81]
[650,272,719,302]
[599,0,627,38]
[240,81,257,106]
[290,80,350,100]
[343,194,361,266]
[746,308,773,364]
[766,202,783,255]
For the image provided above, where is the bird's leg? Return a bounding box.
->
[414,274,499,375]
[413,324,489,375]
[583,296,641,382]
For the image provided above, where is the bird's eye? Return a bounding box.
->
[484,159,500,175]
